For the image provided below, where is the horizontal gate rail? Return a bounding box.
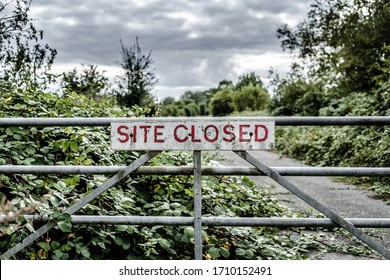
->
[9,215,390,228]
[1,116,390,127]
[1,165,389,176]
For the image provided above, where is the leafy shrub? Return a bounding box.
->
[209,88,235,116]
[233,85,271,112]
[270,78,327,116]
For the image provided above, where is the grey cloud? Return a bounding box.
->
[30,0,312,95]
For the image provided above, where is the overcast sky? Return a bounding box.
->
[30,0,313,100]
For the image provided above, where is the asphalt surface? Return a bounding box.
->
[216,150,390,260]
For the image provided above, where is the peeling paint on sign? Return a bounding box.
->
[111,118,274,151]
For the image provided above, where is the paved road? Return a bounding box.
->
[215,150,390,260]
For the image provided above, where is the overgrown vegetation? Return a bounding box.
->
[1,84,373,260]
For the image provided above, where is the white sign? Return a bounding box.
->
[111,118,275,151]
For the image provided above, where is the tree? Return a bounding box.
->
[235,72,264,90]
[160,96,175,106]
[269,64,327,116]
[61,64,108,101]
[276,0,390,94]
[233,85,271,112]
[218,79,234,89]
[209,88,235,116]
[0,0,57,87]
[115,37,157,109]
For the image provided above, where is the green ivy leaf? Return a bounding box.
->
[115,225,128,232]
[219,247,230,259]
[245,249,255,258]
[208,247,220,259]
[184,227,194,239]
[80,247,90,258]
[25,146,36,154]
[155,202,170,211]
[69,141,78,151]
[37,242,51,252]
[57,213,72,232]
[236,248,246,256]
[114,237,131,250]
[53,250,69,260]
[50,241,61,250]
[62,141,69,152]
[158,238,171,249]
[57,220,72,233]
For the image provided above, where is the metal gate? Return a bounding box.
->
[1,116,390,259]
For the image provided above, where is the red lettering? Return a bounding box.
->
[174,125,188,143]
[222,124,235,142]
[117,125,130,143]
[239,124,251,142]
[154,125,165,143]
[191,125,201,142]
[255,124,268,142]
[139,125,151,143]
[204,125,218,142]
[133,126,137,142]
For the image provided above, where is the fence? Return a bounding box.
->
[1,116,390,260]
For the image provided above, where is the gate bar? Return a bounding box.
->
[193,151,203,260]
[235,151,390,260]
[1,116,390,127]
[1,165,390,176]
[14,215,390,228]
[0,151,160,260]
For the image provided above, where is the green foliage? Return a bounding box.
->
[0,83,147,239]
[235,72,264,90]
[209,88,235,117]
[159,90,213,117]
[269,66,328,116]
[61,65,108,101]
[233,85,271,113]
[160,73,270,117]
[277,0,390,94]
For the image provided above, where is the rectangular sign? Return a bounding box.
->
[111,118,275,151]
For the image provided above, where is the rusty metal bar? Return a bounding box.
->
[234,151,390,260]
[0,151,160,260]
[1,116,390,127]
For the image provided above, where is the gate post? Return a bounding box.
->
[193,151,203,260]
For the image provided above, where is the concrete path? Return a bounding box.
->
[215,150,390,259]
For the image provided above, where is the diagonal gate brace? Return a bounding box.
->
[0,151,161,260]
[234,151,390,260]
